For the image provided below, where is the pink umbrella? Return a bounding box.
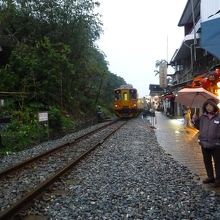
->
[175,87,220,107]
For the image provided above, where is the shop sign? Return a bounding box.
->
[159,62,167,88]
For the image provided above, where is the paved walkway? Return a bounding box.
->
[145,111,220,193]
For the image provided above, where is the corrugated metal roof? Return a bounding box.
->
[201,0,220,22]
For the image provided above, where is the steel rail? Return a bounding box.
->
[0,119,119,178]
[0,120,127,220]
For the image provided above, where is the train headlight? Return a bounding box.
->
[217,81,220,88]
[115,104,118,108]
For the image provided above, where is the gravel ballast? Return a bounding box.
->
[23,117,220,219]
[0,121,110,172]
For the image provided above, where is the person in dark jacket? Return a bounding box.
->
[194,99,220,187]
[96,106,103,123]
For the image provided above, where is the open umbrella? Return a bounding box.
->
[175,87,219,107]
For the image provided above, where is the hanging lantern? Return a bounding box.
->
[191,76,203,88]
[214,68,220,78]
[208,73,216,81]
[201,78,211,89]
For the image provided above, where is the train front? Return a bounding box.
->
[114,87,138,118]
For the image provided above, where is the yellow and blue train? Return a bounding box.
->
[113,85,139,118]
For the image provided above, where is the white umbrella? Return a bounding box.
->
[175,87,219,107]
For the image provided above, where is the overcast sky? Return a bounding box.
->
[96,0,188,97]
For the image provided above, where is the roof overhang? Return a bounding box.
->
[171,33,200,62]
[178,0,200,26]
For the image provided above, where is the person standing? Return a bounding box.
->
[183,106,192,128]
[194,99,220,187]
[96,106,103,123]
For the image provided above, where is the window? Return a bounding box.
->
[130,89,137,99]
[123,92,128,101]
[114,90,121,100]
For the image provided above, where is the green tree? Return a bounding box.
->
[0,0,126,116]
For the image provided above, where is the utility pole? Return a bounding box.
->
[191,0,197,61]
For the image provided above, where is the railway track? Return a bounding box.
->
[0,119,127,220]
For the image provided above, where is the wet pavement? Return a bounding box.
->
[150,112,220,192]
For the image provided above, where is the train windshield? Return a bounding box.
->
[130,89,137,99]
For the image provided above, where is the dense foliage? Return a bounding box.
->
[0,0,126,153]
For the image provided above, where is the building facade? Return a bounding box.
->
[168,0,220,117]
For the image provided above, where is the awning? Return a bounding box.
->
[161,94,175,101]
[200,15,220,60]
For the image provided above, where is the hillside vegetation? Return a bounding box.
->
[0,0,126,153]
